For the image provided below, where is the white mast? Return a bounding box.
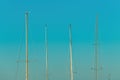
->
[25,12,29,80]
[95,15,98,80]
[45,24,48,80]
[69,24,74,80]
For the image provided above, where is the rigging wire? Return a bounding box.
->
[15,27,25,80]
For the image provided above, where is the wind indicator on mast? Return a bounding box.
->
[25,12,29,80]
[69,24,74,80]
[45,24,48,80]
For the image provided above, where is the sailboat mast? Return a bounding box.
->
[95,15,98,80]
[45,24,48,80]
[25,12,29,80]
[108,74,111,80]
[69,24,74,80]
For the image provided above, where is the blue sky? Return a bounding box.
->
[0,0,120,80]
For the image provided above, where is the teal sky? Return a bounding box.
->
[0,0,120,80]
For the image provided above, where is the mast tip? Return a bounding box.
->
[25,11,29,15]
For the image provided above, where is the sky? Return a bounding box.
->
[0,0,120,80]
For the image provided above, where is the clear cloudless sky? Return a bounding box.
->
[0,0,120,80]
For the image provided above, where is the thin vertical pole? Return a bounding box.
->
[69,24,74,80]
[25,12,28,80]
[95,15,98,80]
[108,74,111,80]
[45,24,48,80]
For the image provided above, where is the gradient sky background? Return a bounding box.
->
[0,0,120,80]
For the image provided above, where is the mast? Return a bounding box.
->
[108,74,111,80]
[69,24,74,80]
[45,24,48,80]
[25,12,29,80]
[95,15,98,80]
